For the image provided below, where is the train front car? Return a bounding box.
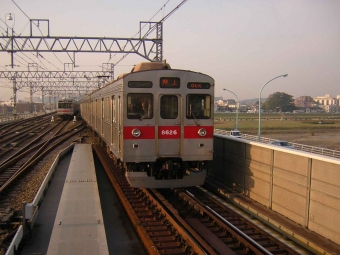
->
[57,98,78,120]
[122,63,214,188]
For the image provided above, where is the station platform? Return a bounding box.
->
[20,144,145,255]
[47,144,108,254]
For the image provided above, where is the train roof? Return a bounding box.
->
[130,61,171,72]
[106,61,171,84]
[58,98,74,102]
[89,61,213,96]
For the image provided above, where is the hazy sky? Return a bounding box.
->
[1,0,339,101]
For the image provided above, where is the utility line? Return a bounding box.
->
[11,0,63,70]
[0,23,48,70]
[108,0,171,64]
[0,20,55,71]
[113,0,188,66]
[11,0,30,20]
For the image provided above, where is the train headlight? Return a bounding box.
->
[131,128,141,137]
[198,128,207,137]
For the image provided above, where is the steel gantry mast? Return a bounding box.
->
[0,19,163,114]
[0,70,114,80]
[0,19,164,67]
[0,0,188,114]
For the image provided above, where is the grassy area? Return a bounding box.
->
[214,112,340,133]
[214,112,340,120]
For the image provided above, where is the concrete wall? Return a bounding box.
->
[211,135,340,244]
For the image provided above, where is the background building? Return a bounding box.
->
[294,96,315,108]
[313,94,339,112]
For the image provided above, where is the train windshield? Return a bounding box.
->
[127,93,153,119]
[186,94,211,119]
[160,95,178,119]
[58,102,73,108]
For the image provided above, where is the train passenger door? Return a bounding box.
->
[157,95,181,157]
[101,98,104,135]
[117,96,123,154]
[110,95,115,147]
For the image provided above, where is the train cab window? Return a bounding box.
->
[160,95,178,119]
[186,94,211,119]
[128,81,153,88]
[58,102,72,108]
[127,93,153,119]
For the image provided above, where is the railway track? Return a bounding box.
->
[94,144,311,255]
[0,120,86,251]
[0,120,64,165]
[161,188,308,254]
[0,115,57,159]
[0,121,84,191]
[0,114,54,137]
[0,123,321,254]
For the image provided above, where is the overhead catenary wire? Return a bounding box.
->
[0,20,57,71]
[0,24,51,71]
[107,0,171,64]
[10,0,64,70]
[11,0,30,20]
[1,0,188,100]
[3,0,186,73]
[0,17,60,99]
[113,0,188,66]
[108,0,173,64]
[0,31,48,71]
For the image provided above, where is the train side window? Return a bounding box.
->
[186,94,211,119]
[127,93,153,119]
[160,95,178,119]
[112,96,115,122]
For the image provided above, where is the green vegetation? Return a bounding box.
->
[301,121,335,124]
[263,92,296,112]
[214,112,340,120]
[214,112,340,133]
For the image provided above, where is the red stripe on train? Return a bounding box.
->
[158,126,181,139]
[184,126,214,138]
[124,126,155,139]
[124,126,180,139]
[123,126,214,139]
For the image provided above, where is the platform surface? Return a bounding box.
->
[20,144,146,255]
[47,144,109,255]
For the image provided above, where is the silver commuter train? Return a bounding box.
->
[56,98,80,120]
[80,62,215,188]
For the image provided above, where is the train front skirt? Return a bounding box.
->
[125,170,206,188]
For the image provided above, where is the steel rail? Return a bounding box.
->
[184,189,273,255]
[0,124,85,193]
[0,120,63,167]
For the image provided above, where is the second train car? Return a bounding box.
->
[56,98,80,120]
[80,62,214,188]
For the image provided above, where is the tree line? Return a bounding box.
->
[257,92,297,112]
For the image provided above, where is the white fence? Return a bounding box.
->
[214,129,340,159]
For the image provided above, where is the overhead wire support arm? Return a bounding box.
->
[0,71,114,80]
[30,19,50,37]
[139,21,163,62]
[0,35,161,61]
[14,80,100,91]
[114,0,188,65]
